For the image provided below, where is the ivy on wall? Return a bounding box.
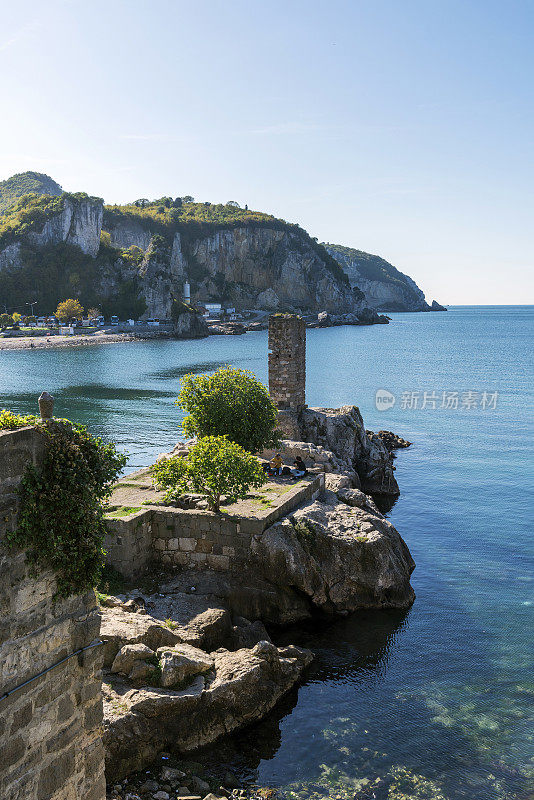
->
[3,416,127,597]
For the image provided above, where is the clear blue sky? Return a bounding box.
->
[1,0,532,304]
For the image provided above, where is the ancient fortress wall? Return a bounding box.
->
[0,427,105,800]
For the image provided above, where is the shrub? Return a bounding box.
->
[177,366,279,453]
[152,435,265,512]
[0,409,38,429]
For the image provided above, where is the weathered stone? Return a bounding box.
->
[298,405,400,496]
[111,643,155,676]
[250,494,415,614]
[157,644,214,687]
[103,643,312,779]
[268,314,306,410]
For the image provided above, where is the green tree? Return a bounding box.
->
[56,298,84,321]
[177,366,279,453]
[0,313,12,329]
[152,435,265,512]
[12,312,22,323]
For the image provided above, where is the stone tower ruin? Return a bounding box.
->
[268,314,306,410]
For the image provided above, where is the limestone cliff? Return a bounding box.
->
[27,195,103,257]
[103,214,365,316]
[325,243,433,312]
[0,175,440,320]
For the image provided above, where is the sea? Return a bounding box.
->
[1,306,532,800]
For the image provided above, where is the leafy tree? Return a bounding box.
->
[152,435,265,512]
[87,307,100,319]
[0,313,12,329]
[56,298,84,321]
[182,195,194,203]
[226,200,240,207]
[177,366,279,453]
[12,312,22,323]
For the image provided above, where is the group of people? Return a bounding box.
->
[263,453,308,478]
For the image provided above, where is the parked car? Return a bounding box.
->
[146,318,160,326]
[110,315,119,326]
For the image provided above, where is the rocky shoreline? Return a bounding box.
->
[100,408,415,797]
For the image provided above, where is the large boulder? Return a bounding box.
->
[111,643,155,676]
[250,492,415,614]
[103,643,312,779]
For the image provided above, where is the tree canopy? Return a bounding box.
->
[152,435,265,512]
[56,298,84,321]
[177,366,279,453]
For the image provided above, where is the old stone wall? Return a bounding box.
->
[103,474,324,580]
[268,314,306,409]
[0,426,105,800]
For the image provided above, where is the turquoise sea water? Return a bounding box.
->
[1,306,533,799]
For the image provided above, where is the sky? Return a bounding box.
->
[1,0,533,304]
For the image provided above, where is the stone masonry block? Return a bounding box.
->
[179,538,196,552]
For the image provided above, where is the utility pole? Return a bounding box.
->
[26,301,37,317]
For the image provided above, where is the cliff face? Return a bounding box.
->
[104,218,364,316]
[0,181,435,321]
[325,243,431,312]
[27,197,104,257]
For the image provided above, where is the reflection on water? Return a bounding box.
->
[1,308,532,799]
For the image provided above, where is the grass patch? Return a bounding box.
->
[104,505,143,518]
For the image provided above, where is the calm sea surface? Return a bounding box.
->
[1,306,533,799]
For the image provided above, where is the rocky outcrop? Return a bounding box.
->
[325,243,433,312]
[276,405,400,496]
[374,430,412,451]
[103,639,312,779]
[430,299,447,311]
[250,490,415,615]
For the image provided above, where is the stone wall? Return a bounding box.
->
[0,426,105,800]
[103,473,324,580]
[268,314,306,410]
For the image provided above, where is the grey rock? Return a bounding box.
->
[111,643,155,676]
[250,495,415,615]
[190,776,210,794]
[160,767,186,783]
[103,644,312,779]
[156,643,214,687]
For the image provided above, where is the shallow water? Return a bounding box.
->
[1,306,533,799]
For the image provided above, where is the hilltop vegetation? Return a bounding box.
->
[0,171,62,213]
[104,198,349,285]
[324,243,413,289]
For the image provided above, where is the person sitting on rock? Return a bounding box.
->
[269,453,283,475]
[292,456,308,478]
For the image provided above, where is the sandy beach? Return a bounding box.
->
[0,332,138,351]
